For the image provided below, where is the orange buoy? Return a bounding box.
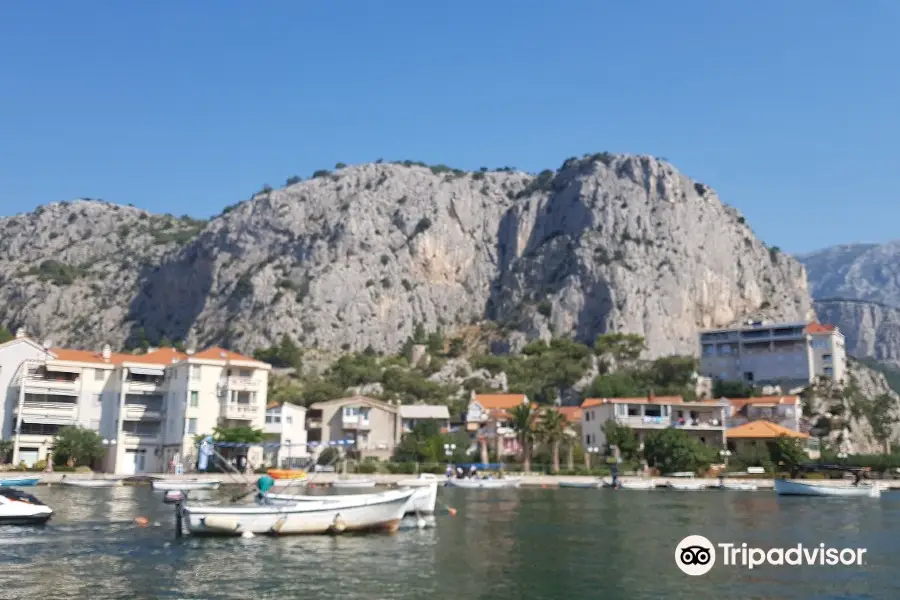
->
[134,516,149,527]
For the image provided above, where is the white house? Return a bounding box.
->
[0,333,272,474]
[263,401,308,468]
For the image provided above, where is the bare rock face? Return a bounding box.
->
[0,200,205,348]
[0,155,812,356]
[845,359,900,454]
[798,241,900,308]
[814,299,900,366]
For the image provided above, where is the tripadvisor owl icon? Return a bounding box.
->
[675,535,716,576]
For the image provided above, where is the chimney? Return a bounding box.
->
[186,348,195,355]
[15,327,25,339]
[146,347,157,354]
[648,390,655,402]
[42,339,53,349]
[102,344,111,360]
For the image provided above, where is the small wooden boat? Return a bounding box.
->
[0,488,53,525]
[558,480,602,489]
[331,478,377,489]
[666,480,709,491]
[0,477,40,487]
[152,479,221,491]
[446,477,521,489]
[774,479,881,498]
[182,488,415,535]
[61,478,122,488]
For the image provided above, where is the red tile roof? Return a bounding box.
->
[727,420,809,439]
[190,346,262,363]
[806,322,836,334]
[472,394,528,410]
[582,395,684,408]
[557,406,583,423]
[729,396,799,413]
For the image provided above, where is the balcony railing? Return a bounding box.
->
[307,419,322,428]
[15,401,77,418]
[673,418,724,429]
[124,404,163,420]
[227,377,259,391]
[23,376,79,395]
[615,415,671,428]
[221,403,259,420]
[342,419,371,430]
[126,379,162,392]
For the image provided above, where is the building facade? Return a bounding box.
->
[307,395,402,460]
[699,321,847,389]
[0,333,271,473]
[580,395,729,453]
[263,401,308,468]
[726,395,802,432]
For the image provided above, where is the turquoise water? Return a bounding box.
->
[0,486,898,599]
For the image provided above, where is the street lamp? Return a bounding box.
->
[720,449,732,470]
[586,446,601,470]
[837,451,848,464]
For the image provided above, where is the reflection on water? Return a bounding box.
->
[0,486,898,599]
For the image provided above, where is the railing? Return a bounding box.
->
[307,419,322,428]
[23,376,78,395]
[673,419,724,429]
[124,404,163,420]
[227,376,259,390]
[126,379,162,391]
[15,401,77,417]
[221,403,259,419]
[615,415,670,427]
[342,419,371,429]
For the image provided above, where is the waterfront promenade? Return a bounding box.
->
[17,472,900,489]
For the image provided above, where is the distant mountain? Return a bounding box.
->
[798,241,900,308]
[814,298,900,367]
[0,154,812,356]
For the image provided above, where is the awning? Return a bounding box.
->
[129,367,165,377]
[44,364,82,374]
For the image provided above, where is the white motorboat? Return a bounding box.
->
[61,477,122,488]
[182,488,416,535]
[666,480,709,491]
[615,479,657,490]
[331,479,377,489]
[774,479,881,498]
[267,481,439,516]
[0,488,53,525]
[152,479,221,491]
[445,477,521,489]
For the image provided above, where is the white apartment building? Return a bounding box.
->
[581,395,729,454]
[263,401,308,468]
[699,321,847,389]
[0,331,271,474]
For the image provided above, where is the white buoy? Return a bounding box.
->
[416,518,427,529]
[241,531,255,539]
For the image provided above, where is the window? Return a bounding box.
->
[93,393,102,407]
[823,353,832,361]
[186,418,197,434]
[94,368,105,380]
[286,416,293,425]
[191,366,200,381]
[190,391,198,407]
[343,407,370,420]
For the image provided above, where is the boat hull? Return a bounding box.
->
[774,479,881,498]
[446,478,520,489]
[558,481,601,489]
[719,482,759,491]
[666,482,708,491]
[62,479,122,488]
[331,479,377,489]
[615,480,656,490]
[183,489,414,536]
[0,478,40,487]
[152,480,221,491]
[0,512,53,526]
[268,483,438,515]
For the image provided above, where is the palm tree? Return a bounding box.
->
[540,407,566,473]
[509,402,537,473]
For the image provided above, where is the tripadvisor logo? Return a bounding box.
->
[675,535,867,576]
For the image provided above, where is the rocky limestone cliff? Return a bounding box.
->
[798,241,900,308]
[814,299,900,366]
[845,358,900,453]
[1,155,812,356]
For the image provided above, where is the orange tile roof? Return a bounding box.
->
[473,394,527,410]
[121,347,187,365]
[806,322,836,334]
[191,346,262,363]
[727,420,809,439]
[49,348,116,365]
[557,406,583,422]
[581,396,683,408]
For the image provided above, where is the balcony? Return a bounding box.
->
[123,431,162,445]
[342,418,371,430]
[227,376,259,391]
[672,418,724,430]
[615,415,671,428]
[220,402,259,420]
[126,379,162,393]
[23,376,78,396]
[307,419,322,429]
[15,400,78,422]
[124,403,163,421]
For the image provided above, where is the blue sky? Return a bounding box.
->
[1,1,897,254]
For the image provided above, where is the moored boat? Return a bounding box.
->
[717,481,759,491]
[0,477,40,487]
[558,480,602,489]
[267,482,439,515]
[267,469,307,480]
[331,478,377,489]
[666,480,708,491]
[446,477,520,489]
[0,488,53,525]
[152,479,221,491]
[61,477,122,488]
[615,479,657,490]
[773,478,881,498]
[182,488,415,535]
